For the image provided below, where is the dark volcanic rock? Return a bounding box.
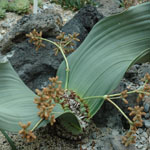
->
[62,5,103,48]
[5,6,103,91]
[9,39,63,90]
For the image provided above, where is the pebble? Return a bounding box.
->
[91,132,97,139]
[136,128,143,134]
[142,132,148,138]
[144,120,150,128]
[144,103,150,113]
[144,113,150,119]
[140,137,146,143]
[137,144,143,149]
[1,30,6,34]
[43,5,48,10]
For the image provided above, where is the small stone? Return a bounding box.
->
[140,137,146,143]
[142,132,148,138]
[145,113,150,119]
[43,5,48,10]
[144,120,150,128]
[91,132,97,139]
[136,128,143,135]
[1,30,6,34]
[144,103,150,113]
[137,144,143,149]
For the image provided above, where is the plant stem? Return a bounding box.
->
[109,90,150,98]
[137,90,150,95]
[83,95,105,100]
[106,98,133,125]
[83,89,150,101]
[31,119,43,132]
[108,90,137,98]
[39,37,69,89]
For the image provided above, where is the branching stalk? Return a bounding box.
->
[108,90,137,98]
[38,37,69,89]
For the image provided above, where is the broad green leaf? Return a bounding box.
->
[57,3,150,117]
[57,112,82,135]
[0,61,65,133]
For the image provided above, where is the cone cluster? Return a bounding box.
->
[34,76,64,123]
[19,122,36,142]
[54,32,80,55]
[26,29,45,51]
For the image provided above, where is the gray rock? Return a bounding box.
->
[62,5,104,49]
[0,12,63,54]
[138,63,150,79]
[1,22,11,28]
[125,65,138,82]
[144,103,150,113]
[109,136,137,150]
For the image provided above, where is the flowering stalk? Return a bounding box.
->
[26,30,80,90]
[37,37,70,90]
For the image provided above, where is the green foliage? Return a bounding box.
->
[0,0,9,9]
[51,0,97,11]
[8,0,30,14]
[57,2,150,116]
[0,0,43,19]
[0,61,65,132]
[0,8,6,19]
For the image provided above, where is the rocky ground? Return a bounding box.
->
[0,0,150,150]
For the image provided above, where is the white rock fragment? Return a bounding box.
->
[0,34,3,41]
[137,144,143,149]
[142,132,148,138]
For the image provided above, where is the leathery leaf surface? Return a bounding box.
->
[0,61,65,132]
[57,3,150,117]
